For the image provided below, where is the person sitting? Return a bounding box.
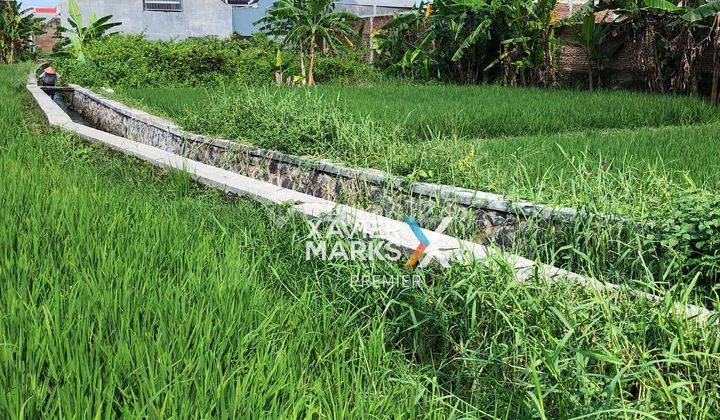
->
[39,67,57,87]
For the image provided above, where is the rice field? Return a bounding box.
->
[122,83,720,138]
[118,84,720,218]
[4,62,720,417]
[106,77,720,303]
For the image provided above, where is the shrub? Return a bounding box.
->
[179,88,344,155]
[54,34,277,88]
[313,54,379,84]
[54,33,378,89]
[646,190,720,284]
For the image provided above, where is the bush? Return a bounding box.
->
[315,54,379,84]
[646,190,720,284]
[283,51,380,85]
[54,33,379,89]
[54,34,277,88]
[179,88,344,155]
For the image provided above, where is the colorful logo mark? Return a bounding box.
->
[404,216,430,269]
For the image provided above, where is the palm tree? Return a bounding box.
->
[257,0,359,86]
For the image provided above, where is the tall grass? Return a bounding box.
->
[0,64,458,417]
[3,64,720,417]
[115,84,720,296]
[119,84,720,213]
[122,82,720,138]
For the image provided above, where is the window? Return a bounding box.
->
[225,0,260,7]
[144,0,183,12]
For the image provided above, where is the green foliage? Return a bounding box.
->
[54,34,376,89]
[179,87,344,154]
[54,34,275,88]
[3,63,720,417]
[54,0,121,63]
[573,0,720,95]
[567,12,621,90]
[374,0,559,85]
[0,1,44,64]
[0,64,456,418]
[683,1,720,22]
[647,190,720,283]
[289,53,379,84]
[257,0,361,85]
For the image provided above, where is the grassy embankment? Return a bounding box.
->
[3,63,720,417]
[119,83,720,219]
[115,83,720,295]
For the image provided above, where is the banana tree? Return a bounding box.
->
[372,10,426,77]
[257,0,360,86]
[569,13,622,91]
[55,0,121,63]
[579,0,720,95]
[375,0,560,85]
[0,1,44,64]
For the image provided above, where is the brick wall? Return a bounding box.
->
[359,15,394,45]
[35,18,59,52]
[556,22,716,89]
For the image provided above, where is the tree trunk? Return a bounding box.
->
[589,68,593,92]
[639,20,664,93]
[712,14,720,105]
[308,37,316,86]
[300,51,306,79]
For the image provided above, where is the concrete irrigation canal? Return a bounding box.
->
[27,72,714,324]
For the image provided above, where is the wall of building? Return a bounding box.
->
[232,2,273,37]
[335,0,417,17]
[57,0,234,40]
[35,17,59,52]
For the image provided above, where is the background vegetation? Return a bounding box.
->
[0,1,44,64]
[257,0,361,86]
[53,34,377,89]
[374,0,720,98]
[374,0,559,85]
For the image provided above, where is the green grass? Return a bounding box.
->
[1,64,464,417]
[122,83,720,138]
[117,83,720,218]
[114,83,720,294]
[4,64,720,417]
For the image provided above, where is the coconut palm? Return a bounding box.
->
[257,0,359,85]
